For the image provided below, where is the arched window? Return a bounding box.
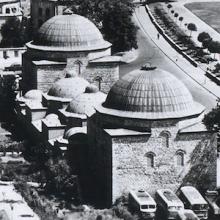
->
[11,7,16,13]
[145,152,156,168]
[38,7,43,16]
[5,8,10,14]
[160,131,171,148]
[175,150,185,166]
[45,8,50,18]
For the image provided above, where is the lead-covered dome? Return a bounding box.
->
[24,90,43,100]
[66,91,106,116]
[17,89,43,104]
[98,67,205,119]
[48,77,89,99]
[31,14,111,51]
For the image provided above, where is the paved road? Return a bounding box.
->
[120,7,218,112]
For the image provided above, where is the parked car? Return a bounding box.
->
[178,186,209,219]
[129,189,156,219]
[155,189,184,220]
[205,190,220,216]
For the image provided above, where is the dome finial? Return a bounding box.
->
[141,62,157,71]
[63,8,73,15]
[64,68,78,78]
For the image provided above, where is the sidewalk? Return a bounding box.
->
[134,6,220,100]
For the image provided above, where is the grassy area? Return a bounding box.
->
[185,2,220,33]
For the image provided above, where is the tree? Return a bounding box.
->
[44,158,81,202]
[71,0,138,53]
[207,40,220,58]
[202,38,212,50]
[203,103,220,130]
[179,16,183,26]
[167,4,172,12]
[171,10,174,14]
[197,32,211,43]
[187,23,197,37]
[174,13,179,21]
[0,17,30,47]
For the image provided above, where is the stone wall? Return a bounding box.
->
[88,113,216,205]
[96,111,179,130]
[83,63,119,94]
[36,64,66,92]
[22,47,116,94]
[111,131,216,203]
[96,112,204,132]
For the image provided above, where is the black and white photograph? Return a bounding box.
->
[0,0,219,219]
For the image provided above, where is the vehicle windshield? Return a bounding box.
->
[176,206,183,210]
[149,205,156,209]
[168,206,182,211]
[192,204,209,210]
[168,206,176,210]
[141,205,148,209]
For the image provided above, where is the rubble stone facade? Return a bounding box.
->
[87,67,217,207]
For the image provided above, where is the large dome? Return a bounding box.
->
[98,67,205,119]
[31,14,111,51]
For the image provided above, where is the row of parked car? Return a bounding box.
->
[151,6,216,65]
[129,186,220,220]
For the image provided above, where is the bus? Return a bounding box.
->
[129,189,156,219]
[178,186,209,219]
[155,189,184,220]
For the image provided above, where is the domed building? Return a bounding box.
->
[22,13,120,93]
[15,75,106,153]
[86,66,217,206]
[59,88,106,128]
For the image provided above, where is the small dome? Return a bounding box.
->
[23,90,42,100]
[100,67,205,119]
[48,77,89,99]
[32,14,111,51]
[17,89,42,104]
[64,127,87,139]
[66,92,106,116]
[44,114,61,126]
